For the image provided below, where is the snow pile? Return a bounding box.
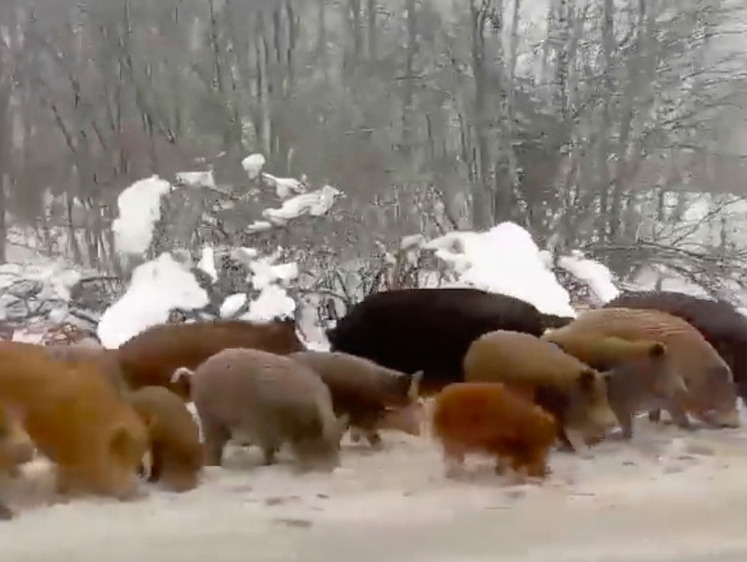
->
[238,252,299,323]
[555,250,620,304]
[112,176,173,256]
[97,253,209,348]
[241,153,266,180]
[256,184,341,229]
[425,222,577,317]
[174,171,217,190]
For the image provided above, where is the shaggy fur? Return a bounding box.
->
[44,343,129,394]
[116,319,306,400]
[549,307,740,428]
[0,342,149,501]
[605,290,747,404]
[125,386,203,492]
[542,334,689,438]
[186,348,348,472]
[327,287,551,395]
[432,382,558,479]
[290,351,425,447]
[462,330,618,453]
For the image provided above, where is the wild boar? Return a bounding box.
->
[432,382,558,479]
[289,350,424,448]
[463,330,618,454]
[183,348,348,472]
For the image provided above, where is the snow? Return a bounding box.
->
[263,173,307,199]
[174,170,216,189]
[112,176,173,256]
[241,284,296,322]
[262,185,341,226]
[5,419,747,561]
[196,246,218,283]
[97,253,209,348]
[556,250,620,304]
[219,293,248,318]
[241,153,266,180]
[249,258,299,290]
[426,222,577,317]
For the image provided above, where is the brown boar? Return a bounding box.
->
[541,334,690,437]
[44,343,129,395]
[116,319,306,401]
[185,348,348,472]
[0,404,35,520]
[289,350,425,448]
[463,330,618,454]
[432,382,558,479]
[548,308,740,428]
[124,386,203,492]
[0,341,149,501]
[605,290,747,406]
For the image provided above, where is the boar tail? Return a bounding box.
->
[170,366,195,384]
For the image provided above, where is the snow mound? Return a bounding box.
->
[219,293,248,318]
[97,253,209,348]
[112,176,172,256]
[241,153,266,180]
[241,284,296,323]
[261,185,341,226]
[426,222,577,317]
[263,173,307,199]
[556,250,620,304]
[196,246,218,283]
[175,171,216,189]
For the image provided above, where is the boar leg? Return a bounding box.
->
[563,429,592,459]
[202,420,230,467]
[262,446,279,466]
[648,409,661,423]
[148,443,164,483]
[610,402,633,440]
[665,401,693,431]
[364,430,383,449]
[0,501,12,520]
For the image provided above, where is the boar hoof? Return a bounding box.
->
[366,432,384,449]
[262,448,278,465]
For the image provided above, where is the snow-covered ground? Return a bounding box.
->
[3,419,747,561]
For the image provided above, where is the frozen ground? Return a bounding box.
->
[3,417,747,562]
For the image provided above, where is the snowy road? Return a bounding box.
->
[3,424,747,562]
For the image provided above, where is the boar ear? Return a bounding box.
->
[577,369,597,392]
[140,411,159,433]
[647,342,666,358]
[408,371,423,399]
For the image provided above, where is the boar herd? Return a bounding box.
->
[0,286,745,520]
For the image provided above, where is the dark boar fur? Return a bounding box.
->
[463,330,619,454]
[289,351,425,448]
[183,348,348,472]
[116,319,306,401]
[432,382,558,479]
[549,307,740,429]
[605,290,747,406]
[543,334,688,439]
[327,288,551,395]
[125,386,203,492]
